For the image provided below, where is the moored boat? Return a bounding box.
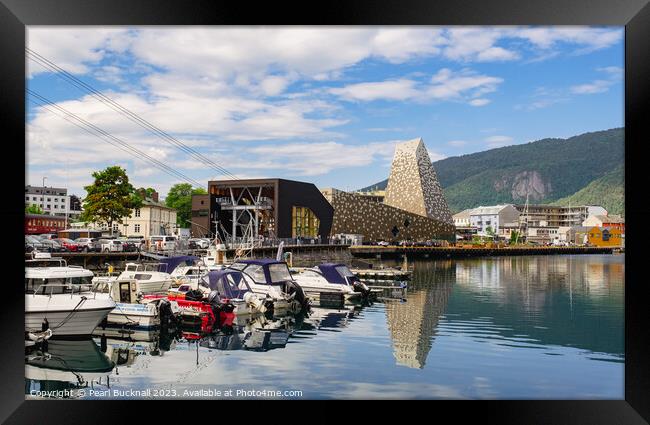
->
[25,253,116,337]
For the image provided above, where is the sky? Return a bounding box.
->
[26,26,624,199]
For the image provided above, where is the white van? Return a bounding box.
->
[149,235,177,251]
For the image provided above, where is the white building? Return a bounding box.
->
[74,192,177,238]
[469,204,520,236]
[582,214,625,229]
[25,185,79,218]
[452,209,473,228]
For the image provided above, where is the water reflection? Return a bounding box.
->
[385,261,455,368]
[25,338,114,398]
[24,255,624,399]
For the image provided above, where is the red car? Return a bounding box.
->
[56,238,81,252]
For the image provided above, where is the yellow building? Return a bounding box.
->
[587,226,623,247]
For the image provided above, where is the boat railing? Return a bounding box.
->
[29,283,99,299]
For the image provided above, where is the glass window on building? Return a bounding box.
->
[291,206,320,238]
[135,224,140,233]
[135,208,141,217]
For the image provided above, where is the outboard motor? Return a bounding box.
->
[285,280,309,313]
[158,299,176,328]
[352,280,371,297]
[185,289,204,301]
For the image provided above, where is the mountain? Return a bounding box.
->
[361,128,624,213]
[555,165,624,216]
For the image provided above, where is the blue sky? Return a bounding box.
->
[26,27,624,198]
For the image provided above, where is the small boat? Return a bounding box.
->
[116,262,174,294]
[25,253,116,337]
[226,259,310,314]
[291,263,372,301]
[93,278,172,329]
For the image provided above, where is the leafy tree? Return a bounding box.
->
[81,166,142,235]
[510,230,520,244]
[25,204,44,214]
[165,183,207,228]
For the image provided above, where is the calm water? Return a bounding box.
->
[25,254,624,399]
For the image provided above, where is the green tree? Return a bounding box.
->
[509,230,520,244]
[165,183,207,228]
[81,166,142,235]
[25,204,44,214]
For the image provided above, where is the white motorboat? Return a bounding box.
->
[25,254,116,337]
[226,259,310,314]
[291,263,371,301]
[93,278,169,329]
[115,262,174,294]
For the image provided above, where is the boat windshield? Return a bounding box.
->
[268,264,292,283]
[25,276,94,295]
[335,265,355,278]
[245,265,267,283]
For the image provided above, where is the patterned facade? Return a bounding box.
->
[322,188,455,242]
[384,138,453,225]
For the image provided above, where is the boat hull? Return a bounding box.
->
[25,307,114,336]
[107,303,159,328]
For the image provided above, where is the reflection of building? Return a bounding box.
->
[324,139,455,242]
[385,264,454,369]
[203,179,333,240]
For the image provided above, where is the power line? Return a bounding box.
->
[27,89,207,190]
[26,47,239,180]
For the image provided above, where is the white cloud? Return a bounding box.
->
[27,28,133,77]
[442,28,519,62]
[570,66,623,95]
[330,68,503,104]
[329,79,420,102]
[485,135,514,147]
[469,98,491,106]
[448,140,468,147]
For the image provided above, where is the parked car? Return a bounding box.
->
[126,238,146,251]
[37,233,58,240]
[118,238,139,252]
[40,238,66,252]
[98,239,123,252]
[25,235,47,252]
[75,237,102,252]
[57,238,81,252]
[188,238,209,249]
[377,241,390,246]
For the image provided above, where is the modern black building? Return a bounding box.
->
[192,178,333,241]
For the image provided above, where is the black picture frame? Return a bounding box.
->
[1,0,648,423]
